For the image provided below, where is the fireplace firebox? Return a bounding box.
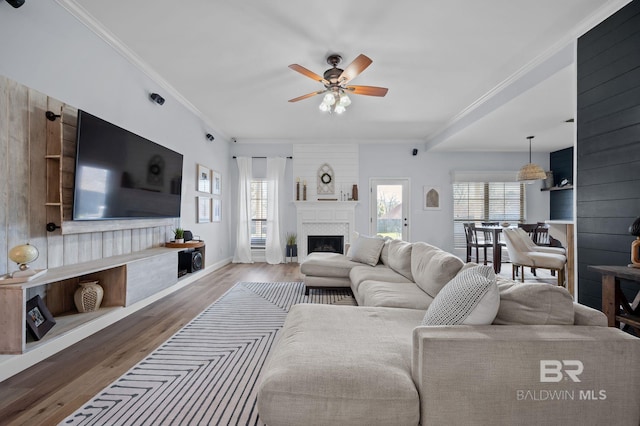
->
[307,235,344,254]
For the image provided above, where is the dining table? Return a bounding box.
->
[474,225,512,273]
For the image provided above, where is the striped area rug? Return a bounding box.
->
[61,282,355,426]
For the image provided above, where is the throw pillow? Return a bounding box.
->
[347,234,385,266]
[421,265,499,326]
[493,282,574,325]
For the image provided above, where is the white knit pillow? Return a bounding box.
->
[421,265,499,325]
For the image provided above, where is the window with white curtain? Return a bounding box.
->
[453,182,525,248]
[251,180,267,248]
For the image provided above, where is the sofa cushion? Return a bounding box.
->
[300,252,363,278]
[387,239,414,280]
[421,265,499,325]
[379,238,392,266]
[493,281,574,325]
[257,304,422,426]
[347,234,385,266]
[350,265,411,293]
[411,242,464,298]
[359,280,434,310]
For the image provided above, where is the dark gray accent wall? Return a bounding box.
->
[577,0,640,310]
[549,147,574,220]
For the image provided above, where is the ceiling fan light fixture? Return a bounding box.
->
[334,105,346,114]
[517,135,547,183]
[319,102,331,112]
[323,93,336,106]
[338,93,351,107]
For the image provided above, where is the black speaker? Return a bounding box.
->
[183,230,193,242]
[6,0,25,8]
[179,249,203,273]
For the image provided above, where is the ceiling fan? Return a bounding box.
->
[288,54,388,113]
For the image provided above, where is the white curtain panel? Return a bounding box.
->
[265,157,286,264]
[233,157,253,263]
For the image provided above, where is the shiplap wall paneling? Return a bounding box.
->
[6,79,30,274]
[0,76,8,276]
[28,88,48,272]
[577,0,640,310]
[1,75,181,276]
[292,144,359,200]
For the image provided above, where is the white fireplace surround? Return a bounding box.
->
[294,201,357,261]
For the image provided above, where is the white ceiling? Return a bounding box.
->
[60,0,628,152]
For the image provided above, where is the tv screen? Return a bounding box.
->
[73,110,183,220]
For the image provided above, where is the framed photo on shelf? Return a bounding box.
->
[212,198,221,222]
[197,164,211,193]
[212,170,221,195]
[26,295,56,340]
[197,196,211,223]
[423,186,441,210]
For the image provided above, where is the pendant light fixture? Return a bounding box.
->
[517,135,547,182]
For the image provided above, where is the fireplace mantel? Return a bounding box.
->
[294,201,358,261]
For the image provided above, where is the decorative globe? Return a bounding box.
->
[9,244,39,270]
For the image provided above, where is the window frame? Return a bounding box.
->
[453,181,525,248]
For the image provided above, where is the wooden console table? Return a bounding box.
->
[588,265,640,333]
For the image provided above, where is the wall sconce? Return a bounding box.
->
[206,133,214,141]
[150,93,165,105]
[5,0,25,8]
[45,111,61,121]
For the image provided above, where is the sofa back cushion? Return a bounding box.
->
[347,234,385,266]
[411,242,464,298]
[386,240,414,280]
[493,280,574,325]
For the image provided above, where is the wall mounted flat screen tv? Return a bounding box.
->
[73,110,183,220]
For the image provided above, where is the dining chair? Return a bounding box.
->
[463,223,492,265]
[502,228,566,287]
[517,223,538,241]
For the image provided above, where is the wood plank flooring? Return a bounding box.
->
[0,262,303,426]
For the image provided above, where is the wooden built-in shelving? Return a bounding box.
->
[0,247,179,354]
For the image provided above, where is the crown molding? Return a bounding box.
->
[424,0,632,151]
[54,0,229,141]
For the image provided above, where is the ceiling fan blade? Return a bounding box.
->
[338,54,372,83]
[288,90,326,103]
[345,85,388,97]
[288,64,329,85]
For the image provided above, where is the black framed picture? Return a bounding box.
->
[26,295,56,340]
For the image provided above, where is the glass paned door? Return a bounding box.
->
[370,178,410,241]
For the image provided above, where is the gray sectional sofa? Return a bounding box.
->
[257,236,640,425]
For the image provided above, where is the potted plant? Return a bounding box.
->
[285,233,297,258]
[174,227,185,243]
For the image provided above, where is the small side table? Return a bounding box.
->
[589,265,640,333]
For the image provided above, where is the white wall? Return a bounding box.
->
[358,144,550,254]
[0,1,233,267]
[232,141,550,258]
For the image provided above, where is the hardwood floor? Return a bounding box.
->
[0,262,304,426]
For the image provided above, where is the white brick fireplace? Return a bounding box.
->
[295,201,357,261]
